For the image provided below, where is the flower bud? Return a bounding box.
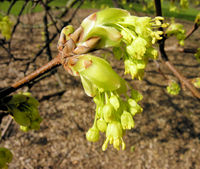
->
[72,54,122,92]
[97,118,107,132]
[121,111,135,130]
[81,8,129,48]
[20,126,29,132]
[145,47,158,60]
[128,99,143,116]
[103,103,115,123]
[109,95,120,111]
[86,127,100,142]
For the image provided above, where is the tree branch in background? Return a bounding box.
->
[165,46,197,54]
[154,0,200,99]
[7,0,18,15]
[40,0,60,33]
[8,0,28,57]
[43,0,52,60]
[185,23,199,40]
[24,0,82,73]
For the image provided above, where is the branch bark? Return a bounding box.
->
[185,23,199,40]
[0,56,61,98]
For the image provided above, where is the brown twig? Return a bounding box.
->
[185,23,199,40]
[0,24,101,98]
[24,0,83,73]
[0,56,61,98]
[165,46,197,54]
[12,56,61,89]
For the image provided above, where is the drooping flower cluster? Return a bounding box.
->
[7,92,42,131]
[60,8,167,150]
[68,54,142,150]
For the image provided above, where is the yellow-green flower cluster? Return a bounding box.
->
[81,8,165,80]
[166,81,181,95]
[7,92,42,131]
[114,15,164,80]
[87,89,142,151]
[68,54,143,150]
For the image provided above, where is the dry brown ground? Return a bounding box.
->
[0,9,200,169]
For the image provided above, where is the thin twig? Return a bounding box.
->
[185,23,199,40]
[43,1,52,60]
[7,0,28,59]
[40,0,60,33]
[24,0,83,73]
[7,0,17,15]
[62,0,84,26]
[0,56,61,98]
[165,46,197,54]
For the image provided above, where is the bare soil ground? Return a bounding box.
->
[0,9,200,169]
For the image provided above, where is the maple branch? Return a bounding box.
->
[154,0,200,99]
[185,23,199,40]
[0,56,61,98]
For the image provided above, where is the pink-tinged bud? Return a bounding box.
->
[81,8,130,48]
[72,54,122,92]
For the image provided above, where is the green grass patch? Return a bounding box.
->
[0,1,43,16]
